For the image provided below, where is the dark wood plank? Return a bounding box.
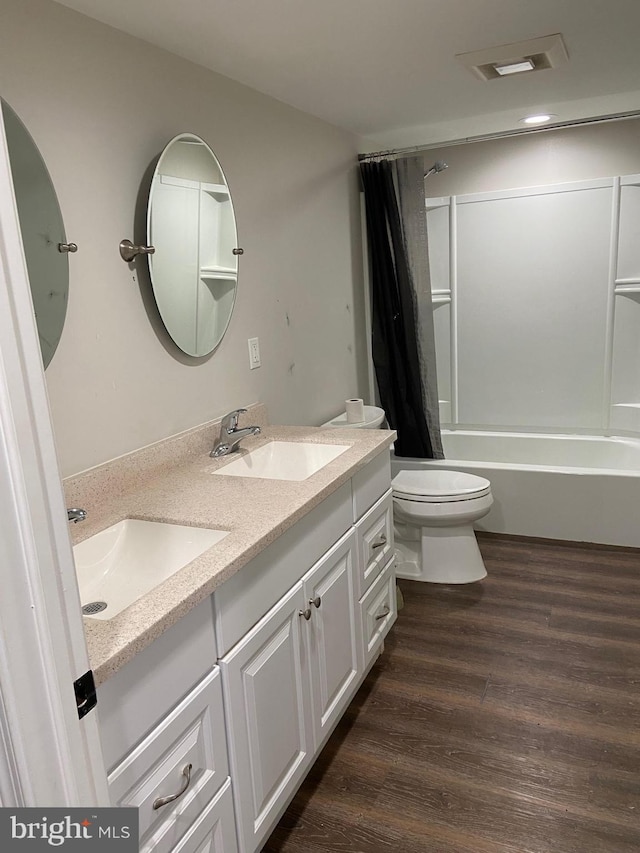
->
[373,758,640,853]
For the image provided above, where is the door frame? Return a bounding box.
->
[0,104,108,806]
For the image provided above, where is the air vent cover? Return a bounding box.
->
[456,33,568,81]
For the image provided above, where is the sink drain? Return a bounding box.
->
[82,601,107,615]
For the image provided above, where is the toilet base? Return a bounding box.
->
[394,522,487,584]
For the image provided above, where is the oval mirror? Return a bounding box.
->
[147,133,239,357]
[2,100,70,368]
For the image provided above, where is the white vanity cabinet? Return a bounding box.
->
[95,448,396,853]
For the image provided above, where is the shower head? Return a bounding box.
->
[424,160,448,178]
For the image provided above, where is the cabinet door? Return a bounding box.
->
[304,530,360,747]
[220,583,313,853]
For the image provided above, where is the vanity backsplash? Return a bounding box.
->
[64,403,269,513]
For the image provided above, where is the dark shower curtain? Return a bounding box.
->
[360,159,437,458]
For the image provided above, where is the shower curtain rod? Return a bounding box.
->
[357,109,640,163]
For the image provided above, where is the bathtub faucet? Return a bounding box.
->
[210,408,261,457]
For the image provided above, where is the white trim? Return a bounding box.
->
[449,196,459,424]
[0,104,108,806]
[602,177,621,431]
[425,196,450,210]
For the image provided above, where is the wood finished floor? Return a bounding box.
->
[263,534,640,853]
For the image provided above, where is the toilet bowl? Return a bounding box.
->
[391,469,492,584]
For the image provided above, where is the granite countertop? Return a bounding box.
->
[66,417,395,685]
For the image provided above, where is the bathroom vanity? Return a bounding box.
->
[65,408,396,853]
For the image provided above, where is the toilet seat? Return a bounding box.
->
[391,469,491,503]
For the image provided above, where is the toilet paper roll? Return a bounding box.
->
[346,398,365,424]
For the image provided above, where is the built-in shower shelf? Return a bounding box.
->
[201,182,229,199]
[432,290,452,305]
[200,265,237,281]
[614,283,640,298]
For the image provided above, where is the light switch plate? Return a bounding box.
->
[248,337,261,369]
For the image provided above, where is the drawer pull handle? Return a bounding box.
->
[371,534,387,550]
[299,608,312,620]
[153,763,193,810]
[375,605,391,621]
[309,596,322,609]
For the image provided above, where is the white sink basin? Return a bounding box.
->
[213,441,350,481]
[73,519,228,620]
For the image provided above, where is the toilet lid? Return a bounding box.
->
[392,469,491,503]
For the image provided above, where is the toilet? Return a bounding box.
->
[323,405,492,584]
[392,469,492,584]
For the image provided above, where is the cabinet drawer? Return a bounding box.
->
[155,778,238,853]
[360,559,397,667]
[108,668,230,853]
[356,489,393,598]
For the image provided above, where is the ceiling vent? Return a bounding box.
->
[456,34,568,81]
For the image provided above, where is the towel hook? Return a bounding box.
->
[119,238,155,263]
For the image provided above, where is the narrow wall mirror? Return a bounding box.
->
[147,133,239,357]
[2,99,70,368]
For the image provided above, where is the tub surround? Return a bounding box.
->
[64,403,396,685]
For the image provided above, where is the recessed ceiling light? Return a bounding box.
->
[520,114,556,125]
[494,60,535,76]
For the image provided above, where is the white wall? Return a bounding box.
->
[0,0,367,477]
[423,119,640,196]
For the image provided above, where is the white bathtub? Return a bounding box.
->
[391,431,640,547]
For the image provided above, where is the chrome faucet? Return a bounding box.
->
[67,508,87,523]
[210,408,261,458]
